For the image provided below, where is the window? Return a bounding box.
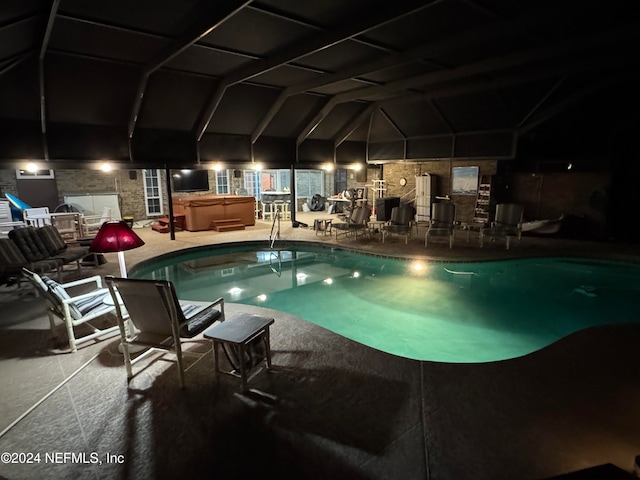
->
[296,169,324,199]
[262,169,290,191]
[243,170,261,198]
[215,170,230,194]
[143,169,164,217]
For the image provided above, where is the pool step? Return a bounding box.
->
[151,223,170,233]
[211,218,245,232]
[153,214,186,233]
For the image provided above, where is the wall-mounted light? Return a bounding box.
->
[26,162,39,173]
[323,163,334,172]
[100,162,112,172]
[253,163,263,171]
[213,163,222,171]
[352,163,362,172]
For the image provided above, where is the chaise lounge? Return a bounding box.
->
[9,225,88,276]
[332,205,372,241]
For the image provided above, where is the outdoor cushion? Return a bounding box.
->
[0,238,60,277]
[42,276,109,320]
[37,225,68,256]
[8,227,55,262]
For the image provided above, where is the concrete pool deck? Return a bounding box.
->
[1,214,639,479]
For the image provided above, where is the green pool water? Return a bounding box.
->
[132,245,640,362]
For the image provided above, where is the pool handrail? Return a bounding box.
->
[269,211,281,249]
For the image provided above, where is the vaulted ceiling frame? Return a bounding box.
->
[0,13,38,33]
[45,45,329,86]
[56,13,264,62]
[56,13,352,80]
[247,3,399,55]
[381,52,638,110]
[333,54,635,159]
[195,0,434,140]
[296,98,338,145]
[38,0,61,162]
[254,3,578,145]
[428,99,455,134]
[297,26,639,147]
[296,97,339,146]
[0,51,35,77]
[127,0,252,152]
[365,106,375,163]
[334,103,378,148]
[492,90,514,126]
[298,2,612,143]
[379,107,408,159]
[517,75,567,129]
[333,25,640,105]
[379,107,406,139]
[517,76,626,137]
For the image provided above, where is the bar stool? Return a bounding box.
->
[273,200,290,221]
[261,200,275,221]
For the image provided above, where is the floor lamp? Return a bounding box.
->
[89,220,145,353]
[89,220,145,278]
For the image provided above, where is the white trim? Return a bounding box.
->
[16,169,55,179]
[143,169,164,217]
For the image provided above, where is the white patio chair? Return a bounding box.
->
[22,268,120,352]
[80,206,112,236]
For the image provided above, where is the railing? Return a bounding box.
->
[268,211,282,276]
[399,187,416,202]
[269,211,281,249]
[269,250,282,277]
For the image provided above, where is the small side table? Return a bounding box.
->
[368,220,386,242]
[457,222,485,243]
[203,313,274,391]
[77,236,104,267]
[314,218,333,235]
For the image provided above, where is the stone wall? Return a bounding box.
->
[0,170,18,197]
[376,160,498,222]
[507,171,610,238]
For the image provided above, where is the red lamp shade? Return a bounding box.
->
[89,220,145,253]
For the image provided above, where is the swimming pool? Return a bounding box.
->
[131,243,640,362]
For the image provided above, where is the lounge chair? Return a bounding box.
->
[0,238,61,285]
[425,202,456,249]
[21,268,119,352]
[105,276,225,388]
[332,205,372,241]
[480,203,524,250]
[9,225,87,276]
[382,204,415,244]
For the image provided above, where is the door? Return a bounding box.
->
[16,175,60,210]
